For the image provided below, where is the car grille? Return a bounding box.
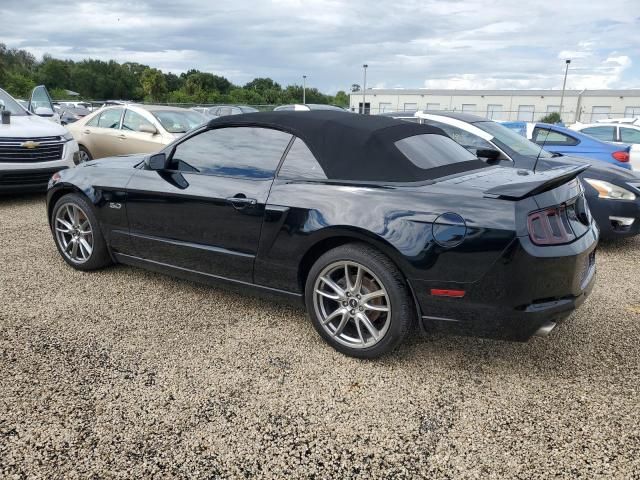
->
[0,168,63,186]
[0,137,65,163]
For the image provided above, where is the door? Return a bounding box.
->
[125,126,293,282]
[113,108,166,155]
[28,85,60,123]
[82,108,124,158]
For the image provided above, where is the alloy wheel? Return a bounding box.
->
[79,150,91,163]
[54,203,94,264]
[313,260,391,349]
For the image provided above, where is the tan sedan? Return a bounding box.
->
[68,104,207,161]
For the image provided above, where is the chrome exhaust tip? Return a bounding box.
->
[534,321,557,337]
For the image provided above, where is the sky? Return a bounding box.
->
[1,0,639,94]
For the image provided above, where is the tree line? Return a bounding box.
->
[0,43,349,107]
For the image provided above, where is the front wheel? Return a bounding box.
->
[305,243,415,358]
[78,146,92,163]
[51,193,112,271]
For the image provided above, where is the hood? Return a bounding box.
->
[544,155,640,180]
[84,154,147,169]
[0,114,68,137]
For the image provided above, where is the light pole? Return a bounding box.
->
[559,59,571,122]
[302,75,307,104]
[362,64,368,114]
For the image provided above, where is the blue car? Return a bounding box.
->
[501,121,632,170]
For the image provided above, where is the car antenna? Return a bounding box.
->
[532,123,550,173]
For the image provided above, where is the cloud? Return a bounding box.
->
[0,0,638,93]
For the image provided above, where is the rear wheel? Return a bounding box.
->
[78,146,92,163]
[52,193,111,271]
[305,243,415,358]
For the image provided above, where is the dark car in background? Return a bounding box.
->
[59,105,91,125]
[47,111,597,358]
[387,111,640,239]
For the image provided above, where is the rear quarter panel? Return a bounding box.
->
[254,179,518,293]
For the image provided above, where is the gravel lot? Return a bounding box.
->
[0,194,639,479]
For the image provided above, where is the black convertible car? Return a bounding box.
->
[47,111,598,358]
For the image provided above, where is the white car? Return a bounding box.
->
[0,87,79,192]
[273,104,347,112]
[570,122,640,171]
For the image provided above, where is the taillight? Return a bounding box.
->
[612,151,629,163]
[527,205,576,245]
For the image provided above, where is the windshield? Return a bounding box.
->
[0,88,28,116]
[152,110,206,133]
[307,104,345,111]
[239,106,259,113]
[475,121,552,159]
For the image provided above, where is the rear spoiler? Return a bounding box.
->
[483,164,589,200]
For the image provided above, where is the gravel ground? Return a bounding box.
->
[0,194,639,479]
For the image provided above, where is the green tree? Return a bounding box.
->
[141,68,168,102]
[334,90,349,107]
[539,112,561,124]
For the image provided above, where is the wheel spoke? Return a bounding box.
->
[357,312,380,341]
[56,217,73,231]
[79,237,92,258]
[360,289,385,303]
[64,239,73,252]
[353,266,363,293]
[332,311,350,337]
[355,316,366,344]
[315,288,340,301]
[322,306,345,325]
[364,302,389,313]
[320,276,346,299]
[70,240,78,258]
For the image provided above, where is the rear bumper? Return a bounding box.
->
[410,226,598,341]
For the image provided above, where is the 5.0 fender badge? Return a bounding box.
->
[109,202,122,210]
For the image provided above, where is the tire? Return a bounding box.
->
[51,193,112,271]
[305,243,415,358]
[78,146,93,163]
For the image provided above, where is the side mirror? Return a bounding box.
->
[35,107,54,117]
[146,153,169,171]
[476,148,501,162]
[139,123,158,135]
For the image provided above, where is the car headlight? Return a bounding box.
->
[583,178,636,200]
[62,132,74,142]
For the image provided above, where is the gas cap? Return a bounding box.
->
[432,212,467,248]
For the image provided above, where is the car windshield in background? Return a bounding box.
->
[0,89,28,116]
[395,134,479,170]
[239,106,259,113]
[476,121,552,159]
[152,110,206,133]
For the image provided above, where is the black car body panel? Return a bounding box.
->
[47,112,598,341]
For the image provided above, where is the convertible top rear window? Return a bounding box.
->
[395,134,478,169]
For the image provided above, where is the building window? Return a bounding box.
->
[378,102,392,113]
[517,105,535,121]
[624,106,640,118]
[486,104,503,120]
[426,103,440,111]
[590,106,611,122]
[546,105,560,113]
[403,103,417,112]
[461,104,476,113]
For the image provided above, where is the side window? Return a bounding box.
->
[620,127,640,144]
[423,120,494,153]
[97,108,123,129]
[171,127,292,179]
[278,138,327,180]
[532,128,579,146]
[581,126,615,142]
[86,114,100,127]
[122,109,149,131]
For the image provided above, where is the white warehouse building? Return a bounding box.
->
[349,89,640,123]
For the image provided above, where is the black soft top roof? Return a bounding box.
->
[207,111,481,182]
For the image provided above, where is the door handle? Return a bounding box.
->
[226,195,257,209]
[117,134,127,139]
[83,130,91,134]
